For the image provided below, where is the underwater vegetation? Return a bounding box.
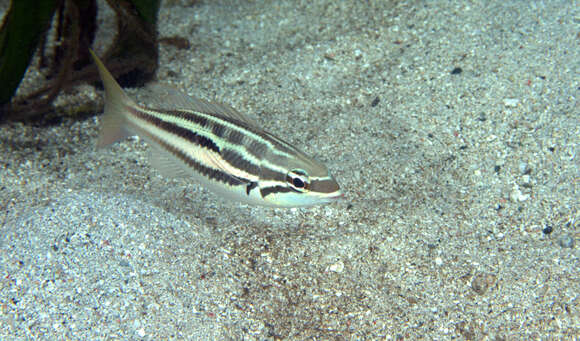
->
[0,0,161,122]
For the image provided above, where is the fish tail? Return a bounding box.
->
[89,49,136,148]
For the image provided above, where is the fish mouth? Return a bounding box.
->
[323,191,345,203]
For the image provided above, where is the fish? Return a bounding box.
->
[89,49,342,207]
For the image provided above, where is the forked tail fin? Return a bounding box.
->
[89,49,136,147]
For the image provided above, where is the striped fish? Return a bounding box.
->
[90,50,342,207]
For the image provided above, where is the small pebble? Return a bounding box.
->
[521,174,532,188]
[558,234,574,248]
[503,98,520,107]
[471,273,496,295]
[328,260,344,273]
[519,162,531,175]
[510,187,529,202]
[450,67,462,75]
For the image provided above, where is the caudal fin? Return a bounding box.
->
[89,49,136,148]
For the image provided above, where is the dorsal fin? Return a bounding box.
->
[143,83,260,129]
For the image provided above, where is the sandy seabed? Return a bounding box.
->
[0,0,578,339]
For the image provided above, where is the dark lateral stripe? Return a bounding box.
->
[133,107,267,180]
[141,107,269,163]
[159,109,274,174]
[130,107,220,153]
[260,185,292,198]
[148,107,299,158]
[131,106,310,187]
[220,148,261,177]
[211,123,225,139]
[227,129,246,146]
[164,109,210,131]
[149,134,246,187]
[258,166,285,183]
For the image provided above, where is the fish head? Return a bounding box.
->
[258,148,342,207]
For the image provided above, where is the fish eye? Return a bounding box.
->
[286,169,310,192]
